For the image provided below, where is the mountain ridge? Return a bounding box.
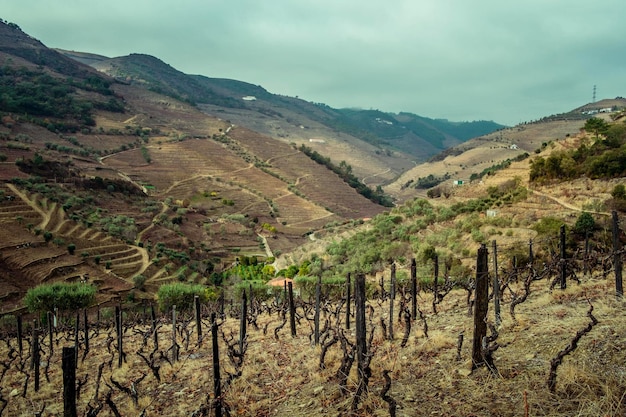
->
[55,48,505,172]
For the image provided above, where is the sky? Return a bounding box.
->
[3,0,626,126]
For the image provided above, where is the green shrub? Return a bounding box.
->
[23,282,96,314]
[532,217,563,237]
[133,274,147,291]
[157,283,216,312]
[234,280,278,302]
[573,212,596,235]
[612,184,626,200]
[294,275,355,300]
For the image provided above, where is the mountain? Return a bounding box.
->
[55,49,504,186]
[0,22,101,80]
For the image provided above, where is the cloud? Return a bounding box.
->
[4,0,626,125]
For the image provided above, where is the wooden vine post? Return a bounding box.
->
[410,258,417,320]
[560,225,567,290]
[172,305,179,362]
[239,291,247,353]
[353,273,368,408]
[219,291,225,318]
[612,211,623,298]
[492,240,501,326]
[314,275,321,345]
[62,346,77,417]
[47,311,54,355]
[74,311,80,366]
[151,304,158,349]
[32,321,40,392]
[211,313,222,417]
[30,319,38,370]
[115,305,123,368]
[389,263,396,340]
[472,244,489,370]
[355,274,367,375]
[432,254,439,314]
[83,308,89,353]
[195,295,202,344]
[16,315,23,355]
[288,281,296,337]
[248,284,254,314]
[345,273,351,330]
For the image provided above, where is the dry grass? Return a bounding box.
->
[1,274,625,416]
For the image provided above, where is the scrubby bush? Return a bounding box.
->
[234,280,278,302]
[574,212,596,236]
[294,276,347,300]
[157,283,216,312]
[23,282,96,314]
[133,274,147,291]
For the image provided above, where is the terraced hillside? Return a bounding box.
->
[0,184,146,313]
[229,126,386,219]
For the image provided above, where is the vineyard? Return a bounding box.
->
[0,215,624,417]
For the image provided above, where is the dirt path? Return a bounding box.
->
[362,168,391,185]
[265,151,300,165]
[6,183,51,229]
[287,212,335,227]
[136,202,167,242]
[157,163,255,196]
[133,246,151,277]
[257,233,274,259]
[531,189,611,217]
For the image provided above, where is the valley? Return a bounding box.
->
[0,18,625,417]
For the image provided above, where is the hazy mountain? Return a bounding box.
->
[57,50,505,164]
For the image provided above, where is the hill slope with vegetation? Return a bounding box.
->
[57,49,504,188]
[0,19,390,312]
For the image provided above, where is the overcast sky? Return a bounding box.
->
[4,0,625,125]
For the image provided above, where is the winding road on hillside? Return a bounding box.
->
[361,168,391,185]
[6,183,51,229]
[9,183,151,277]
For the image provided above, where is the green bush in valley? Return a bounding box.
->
[574,212,596,236]
[157,283,217,312]
[612,184,626,200]
[532,217,564,237]
[23,282,96,314]
[133,274,147,291]
[234,280,279,302]
[294,276,348,300]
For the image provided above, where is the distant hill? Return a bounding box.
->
[384,98,626,202]
[0,22,101,80]
[57,50,505,172]
[328,109,504,160]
